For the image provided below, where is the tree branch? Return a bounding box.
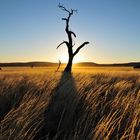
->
[59,4,77,21]
[73,42,89,56]
[58,4,77,15]
[70,31,76,38]
[58,4,77,46]
[62,18,67,21]
[58,4,71,14]
[56,41,68,49]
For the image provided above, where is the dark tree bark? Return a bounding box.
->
[57,4,89,72]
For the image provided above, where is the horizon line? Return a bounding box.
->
[0,61,140,65]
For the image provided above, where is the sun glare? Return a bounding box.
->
[59,53,83,63]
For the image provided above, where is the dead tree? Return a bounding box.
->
[56,4,89,72]
[56,60,61,72]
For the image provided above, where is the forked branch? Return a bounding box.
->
[58,3,71,14]
[58,3,77,15]
[58,4,77,46]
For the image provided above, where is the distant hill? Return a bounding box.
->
[75,62,140,67]
[0,61,140,67]
[97,62,140,67]
[133,64,140,68]
[0,62,59,67]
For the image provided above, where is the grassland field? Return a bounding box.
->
[0,66,140,140]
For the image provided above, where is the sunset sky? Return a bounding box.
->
[0,0,140,63]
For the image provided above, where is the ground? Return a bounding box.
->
[0,66,140,140]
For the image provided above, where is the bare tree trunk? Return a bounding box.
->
[57,4,89,72]
[64,56,73,72]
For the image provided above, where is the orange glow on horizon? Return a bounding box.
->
[58,53,85,64]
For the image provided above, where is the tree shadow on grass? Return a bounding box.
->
[35,72,88,140]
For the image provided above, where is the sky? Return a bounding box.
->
[0,0,140,63]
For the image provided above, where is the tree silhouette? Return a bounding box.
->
[57,4,89,72]
[56,60,61,72]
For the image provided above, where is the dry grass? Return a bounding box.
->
[0,67,140,140]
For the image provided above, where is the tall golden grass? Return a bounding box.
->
[0,67,140,140]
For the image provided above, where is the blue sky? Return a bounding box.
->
[0,0,140,63]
